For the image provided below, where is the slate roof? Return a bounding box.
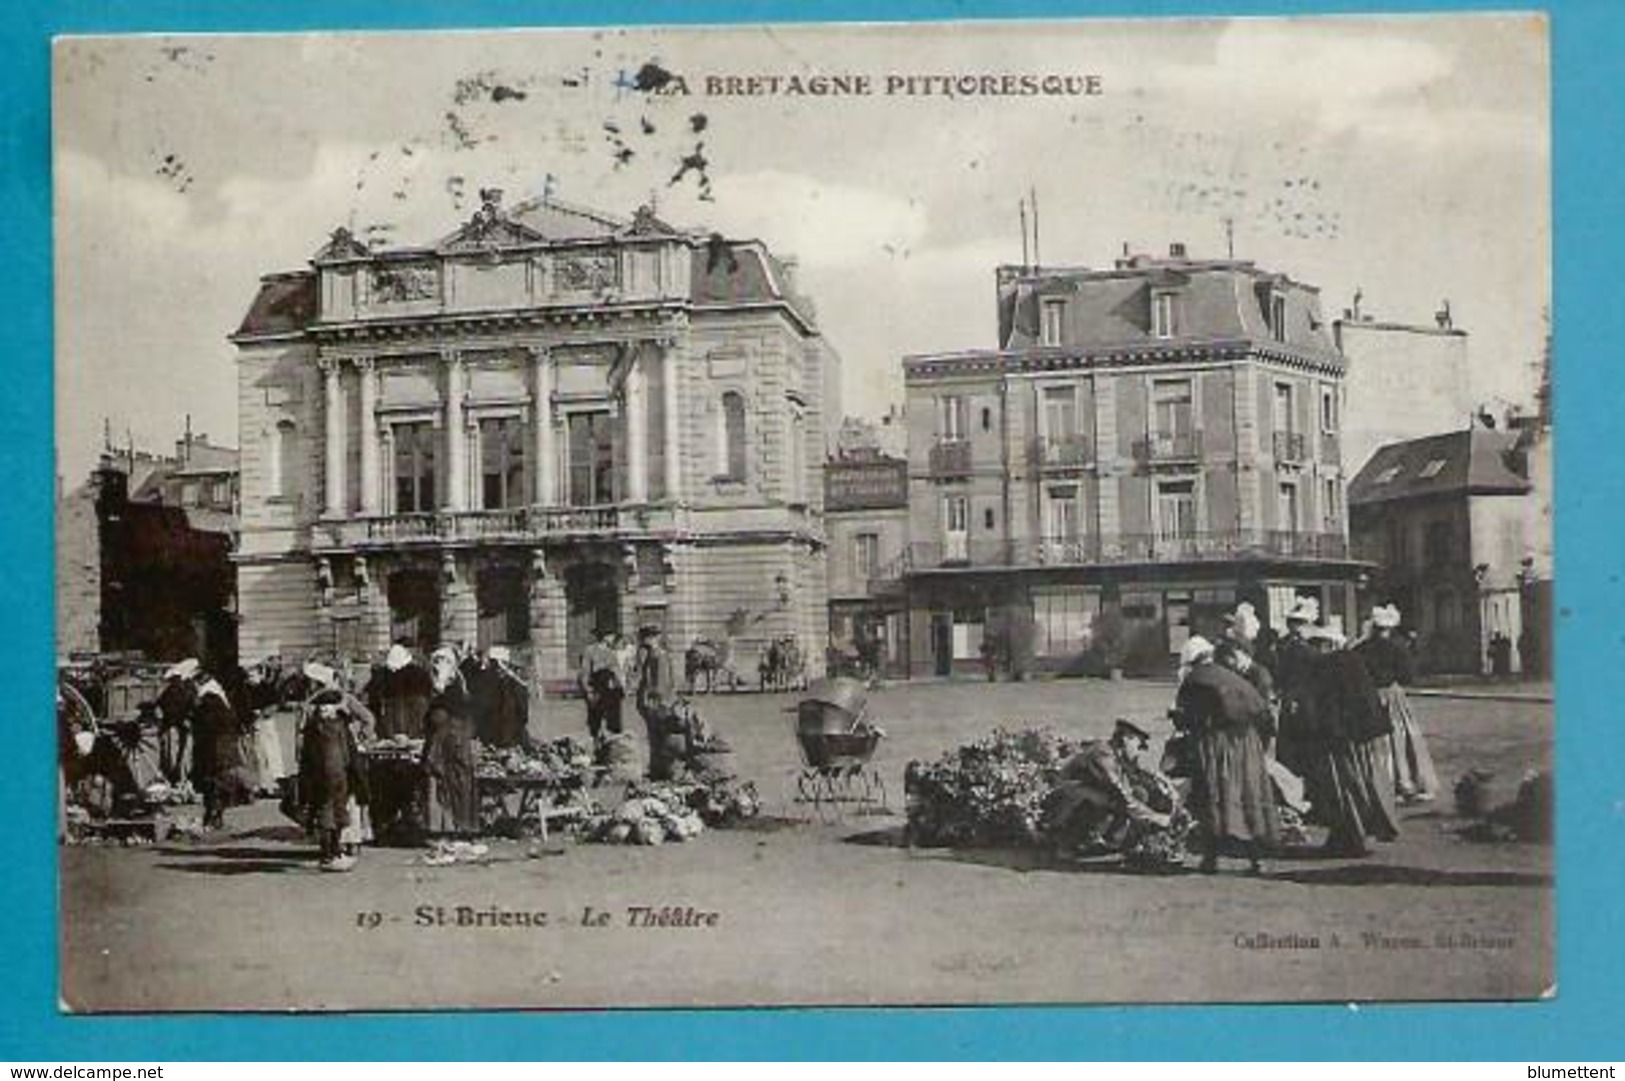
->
[233,273,318,338]
[1348,427,1531,506]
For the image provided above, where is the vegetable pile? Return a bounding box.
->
[904,726,1084,848]
[583,776,761,846]
[474,737,595,784]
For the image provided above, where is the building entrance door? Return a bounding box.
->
[388,569,441,651]
[931,614,953,677]
[565,561,621,667]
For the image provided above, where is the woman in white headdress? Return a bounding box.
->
[1355,604,1438,803]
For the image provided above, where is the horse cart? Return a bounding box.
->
[790,677,889,822]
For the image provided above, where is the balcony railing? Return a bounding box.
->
[322,504,669,548]
[928,439,973,477]
[1272,430,1307,463]
[1132,430,1204,463]
[903,529,1350,571]
[1030,434,1095,471]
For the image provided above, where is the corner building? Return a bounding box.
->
[230,192,833,690]
[902,246,1368,676]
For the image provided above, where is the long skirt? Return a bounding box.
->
[422,770,478,835]
[1192,726,1280,850]
[1319,735,1401,855]
[1380,684,1439,800]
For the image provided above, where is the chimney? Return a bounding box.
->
[1168,241,1187,259]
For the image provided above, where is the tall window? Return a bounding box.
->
[1041,298,1065,346]
[943,494,970,561]
[1270,294,1288,342]
[1156,480,1197,540]
[271,419,299,499]
[853,533,879,577]
[1425,520,1454,569]
[1043,385,1078,438]
[786,404,806,504]
[479,417,526,510]
[1152,292,1178,339]
[1322,477,1342,529]
[1152,379,1194,438]
[1278,481,1300,531]
[719,392,747,481]
[392,421,437,513]
[1274,382,1296,435]
[938,395,967,441]
[1045,486,1079,542]
[1320,386,1339,433]
[568,410,617,505]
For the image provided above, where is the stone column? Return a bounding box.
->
[530,347,555,506]
[443,350,467,512]
[357,358,380,517]
[625,347,649,504]
[529,550,569,692]
[659,334,681,502]
[320,357,346,518]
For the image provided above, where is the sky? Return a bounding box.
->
[52,15,1550,484]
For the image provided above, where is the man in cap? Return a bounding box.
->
[1044,718,1177,860]
[577,625,626,752]
[633,624,686,779]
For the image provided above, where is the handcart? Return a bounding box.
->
[791,677,888,822]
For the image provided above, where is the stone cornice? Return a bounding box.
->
[306,300,687,345]
[904,337,1346,381]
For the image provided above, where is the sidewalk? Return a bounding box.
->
[1409,677,1554,704]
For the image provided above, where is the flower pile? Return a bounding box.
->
[904,726,1084,848]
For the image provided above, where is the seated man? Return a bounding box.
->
[1044,719,1177,858]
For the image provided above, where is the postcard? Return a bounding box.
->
[53,16,1552,1010]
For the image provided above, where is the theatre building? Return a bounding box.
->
[229,191,835,688]
[900,245,1369,677]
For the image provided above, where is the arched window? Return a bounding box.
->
[272,419,300,499]
[720,391,747,481]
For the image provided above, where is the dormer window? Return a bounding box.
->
[1040,298,1065,347]
[1152,291,1179,339]
[1270,293,1288,342]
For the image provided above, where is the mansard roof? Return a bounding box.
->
[1348,427,1532,506]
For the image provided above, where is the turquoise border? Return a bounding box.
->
[7,0,1615,1060]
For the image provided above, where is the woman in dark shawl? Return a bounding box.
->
[159,659,251,830]
[1356,605,1439,803]
[420,647,478,836]
[1306,630,1402,857]
[370,643,433,740]
[1173,636,1280,874]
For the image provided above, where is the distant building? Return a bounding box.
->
[1348,423,1540,675]
[899,244,1368,678]
[55,435,241,666]
[1334,302,1471,476]
[229,191,836,686]
[823,452,909,676]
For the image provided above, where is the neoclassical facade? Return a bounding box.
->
[230,190,835,688]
